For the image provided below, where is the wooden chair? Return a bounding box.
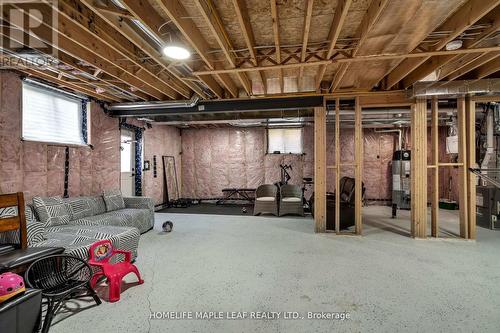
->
[0,192,28,249]
[0,192,64,273]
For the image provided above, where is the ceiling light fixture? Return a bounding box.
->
[445,40,463,51]
[163,45,191,60]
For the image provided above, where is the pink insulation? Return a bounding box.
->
[142,124,182,205]
[181,127,309,198]
[181,125,401,201]
[0,72,121,201]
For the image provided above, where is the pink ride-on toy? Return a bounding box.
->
[88,240,143,302]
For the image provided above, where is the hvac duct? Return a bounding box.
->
[108,95,200,111]
[410,79,500,98]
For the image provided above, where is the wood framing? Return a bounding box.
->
[329,0,389,92]
[411,97,427,238]
[194,0,252,96]
[431,97,439,237]
[155,0,234,98]
[466,96,477,240]
[315,0,352,90]
[314,105,327,233]
[193,46,500,75]
[270,0,284,93]
[335,98,341,234]
[384,0,500,90]
[457,96,469,238]
[231,0,266,94]
[298,0,314,89]
[354,97,363,234]
[402,13,500,87]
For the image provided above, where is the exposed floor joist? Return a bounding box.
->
[315,0,352,91]
[231,0,267,94]
[329,0,390,92]
[383,0,500,90]
[270,0,284,93]
[154,0,236,98]
[194,0,252,96]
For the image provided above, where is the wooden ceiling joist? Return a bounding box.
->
[193,46,500,75]
[298,0,314,87]
[155,0,236,99]
[401,9,500,88]
[315,0,352,91]
[383,0,500,90]
[471,56,500,79]
[90,3,135,19]
[82,0,207,99]
[194,0,252,96]
[270,0,283,93]
[445,52,500,81]
[15,65,118,102]
[329,0,390,92]
[45,1,181,99]
[4,3,168,100]
[231,0,266,94]
[0,25,149,101]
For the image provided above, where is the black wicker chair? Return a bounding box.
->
[25,254,101,333]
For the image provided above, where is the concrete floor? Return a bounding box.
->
[51,206,500,333]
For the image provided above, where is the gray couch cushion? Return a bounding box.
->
[37,225,140,261]
[64,196,106,220]
[103,190,125,212]
[32,196,70,227]
[70,208,152,234]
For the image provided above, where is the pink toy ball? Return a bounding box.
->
[0,272,26,303]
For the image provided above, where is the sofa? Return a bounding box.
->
[310,177,366,231]
[0,193,154,261]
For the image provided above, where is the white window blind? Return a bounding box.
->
[22,83,85,145]
[267,128,303,154]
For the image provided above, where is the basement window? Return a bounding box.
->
[22,82,87,145]
[267,128,303,154]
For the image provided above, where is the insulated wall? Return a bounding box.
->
[0,71,120,201]
[142,124,182,206]
[180,126,398,201]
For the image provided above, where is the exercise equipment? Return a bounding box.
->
[279,164,292,185]
[216,188,255,205]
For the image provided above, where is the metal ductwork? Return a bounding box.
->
[410,79,500,98]
[108,95,200,112]
[109,96,324,117]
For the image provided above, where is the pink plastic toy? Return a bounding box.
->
[0,272,25,303]
[88,240,143,302]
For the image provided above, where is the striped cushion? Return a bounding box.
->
[103,190,125,212]
[33,196,70,227]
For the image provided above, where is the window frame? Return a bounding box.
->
[21,81,89,147]
[266,127,304,155]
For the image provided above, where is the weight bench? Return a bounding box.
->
[216,188,256,205]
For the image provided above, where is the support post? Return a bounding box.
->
[431,97,439,237]
[354,97,363,235]
[457,96,469,238]
[314,105,327,233]
[411,97,427,238]
[466,96,476,239]
[335,98,341,234]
